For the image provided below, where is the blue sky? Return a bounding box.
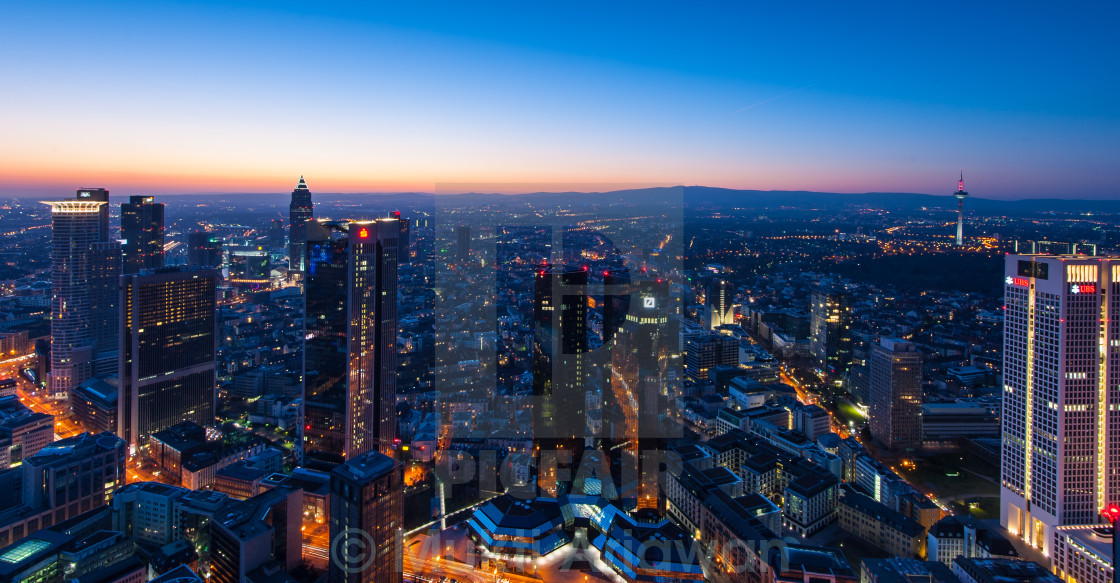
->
[3,1,1118,198]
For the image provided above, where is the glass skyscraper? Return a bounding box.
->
[121,195,165,274]
[302,218,399,468]
[118,266,219,453]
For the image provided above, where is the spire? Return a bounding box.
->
[958,170,964,193]
[296,175,307,190]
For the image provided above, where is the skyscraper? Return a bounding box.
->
[868,338,922,452]
[602,268,631,345]
[120,195,165,274]
[392,211,410,265]
[328,450,402,583]
[89,239,122,377]
[456,225,470,262]
[43,192,120,398]
[288,176,313,276]
[269,218,285,249]
[954,171,968,247]
[609,276,671,512]
[810,289,854,381]
[187,231,224,268]
[1000,255,1120,555]
[683,334,737,382]
[707,278,735,330]
[75,187,110,240]
[119,266,219,452]
[533,265,588,496]
[302,218,399,468]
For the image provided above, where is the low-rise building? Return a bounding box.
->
[783,471,839,536]
[951,558,1060,583]
[1052,525,1114,583]
[837,485,925,559]
[927,516,1017,567]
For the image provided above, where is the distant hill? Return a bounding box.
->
[140,186,1120,213]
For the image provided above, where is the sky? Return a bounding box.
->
[2,1,1119,199]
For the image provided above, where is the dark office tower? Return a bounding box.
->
[329,451,403,583]
[707,278,734,330]
[602,268,630,344]
[609,276,670,512]
[288,176,313,276]
[683,333,737,382]
[89,240,122,377]
[75,188,110,241]
[119,267,218,452]
[456,226,470,262]
[43,198,118,398]
[532,265,588,496]
[392,212,410,265]
[269,218,285,249]
[303,218,399,468]
[187,231,224,268]
[120,195,165,274]
[868,338,922,453]
[809,289,853,381]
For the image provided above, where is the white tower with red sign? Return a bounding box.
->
[1000,254,1120,556]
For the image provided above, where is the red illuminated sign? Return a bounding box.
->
[1071,283,1096,294]
[357,227,369,239]
[1005,276,1028,287]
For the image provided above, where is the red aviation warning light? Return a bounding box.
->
[1103,504,1120,523]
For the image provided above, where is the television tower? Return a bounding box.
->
[954,170,968,247]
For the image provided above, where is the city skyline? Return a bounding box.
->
[4,2,1119,199]
[4,3,1120,582]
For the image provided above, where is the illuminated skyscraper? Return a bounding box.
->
[868,338,922,452]
[43,190,120,397]
[810,289,853,380]
[707,278,735,329]
[532,265,588,496]
[302,218,399,468]
[1000,255,1120,555]
[121,195,165,274]
[288,176,313,276]
[119,266,218,452]
[75,187,110,240]
[609,276,671,512]
[954,171,968,247]
[329,450,402,583]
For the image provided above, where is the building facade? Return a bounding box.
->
[302,219,399,467]
[328,451,402,583]
[43,193,120,398]
[869,338,923,452]
[1000,255,1120,556]
[532,265,588,495]
[608,276,672,511]
[119,267,219,453]
[120,195,165,274]
[288,176,313,276]
[810,289,853,381]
